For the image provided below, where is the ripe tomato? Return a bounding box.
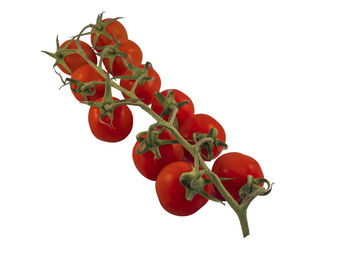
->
[103,40,143,76]
[178,114,226,161]
[91,18,128,51]
[151,89,195,126]
[211,152,264,202]
[70,64,105,102]
[58,40,97,75]
[133,130,184,181]
[88,97,133,142]
[156,161,211,216]
[120,64,161,105]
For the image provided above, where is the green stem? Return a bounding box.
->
[237,208,249,237]
[205,166,249,236]
[168,107,178,125]
[131,75,144,93]
[158,140,179,145]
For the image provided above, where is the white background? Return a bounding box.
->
[1,0,350,262]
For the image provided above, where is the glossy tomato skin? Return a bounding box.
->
[103,40,142,76]
[151,89,195,126]
[91,18,128,51]
[179,114,226,161]
[133,131,184,181]
[70,64,105,102]
[88,97,133,142]
[120,64,161,105]
[58,40,97,75]
[212,152,264,202]
[156,161,211,216]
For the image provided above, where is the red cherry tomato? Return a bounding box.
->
[58,40,97,75]
[156,161,211,216]
[70,64,105,102]
[103,40,143,76]
[133,130,184,181]
[151,89,195,126]
[212,152,264,202]
[88,97,133,142]
[120,64,161,105]
[91,18,128,51]
[178,114,226,161]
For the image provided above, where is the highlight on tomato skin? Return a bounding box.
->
[120,64,161,105]
[151,89,195,126]
[88,97,133,143]
[132,130,184,181]
[178,113,226,161]
[90,18,128,52]
[103,39,143,76]
[58,40,97,75]
[211,152,264,202]
[155,161,212,216]
[70,64,106,102]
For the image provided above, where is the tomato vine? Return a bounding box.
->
[43,13,273,237]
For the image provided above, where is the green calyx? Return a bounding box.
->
[42,36,79,75]
[239,175,274,207]
[193,128,228,161]
[81,73,138,127]
[179,169,223,203]
[135,124,178,159]
[98,41,129,74]
[135,129,163,158]
[91,12,124,49]
[153,90,189,125]
[67,78,104,101]
[116,61,154,85]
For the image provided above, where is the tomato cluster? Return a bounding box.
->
[46,14,267,221]
[54,17,162,142]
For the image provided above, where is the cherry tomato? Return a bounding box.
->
[120,64,161,105]
[133,130,184,181]
[151,89,195,126]
[156,161,211,216]
[103,40,143,76]
[58,40,97,75]
[211,152,264,202]
[88,97,133,142]
[70,64,105,102]
[91,18,128,51]
[178,114,226,161]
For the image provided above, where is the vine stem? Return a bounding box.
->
[71,25,250,237]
